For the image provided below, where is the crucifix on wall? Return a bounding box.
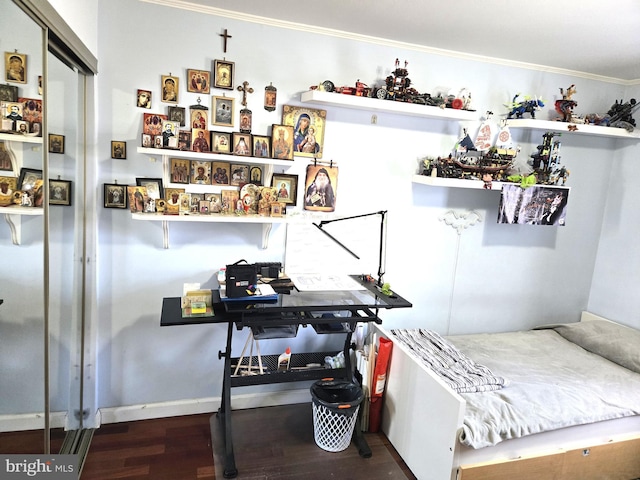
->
[219,29,232,53]
[237,81,254,133]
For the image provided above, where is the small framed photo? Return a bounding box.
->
[170,158,190,184]
[49,134,65,154]
[178,130,191,151]
[186,69,210,94]
[161,74,179,103]
[212,96,234,127]
[0,83,18,102]
[270,202,284,217]
[136,89,152,109]
[136,177,164,199]
[178,192,191,214]
[49,179,72,206]
[249,166,262,185]
[15,120,28,134]
[104,183,128,209]
[211,131,231,154]
[141,133,152,148]
[239,109,252,133]
[205,192,222,212]
[212,161,230,185]
[165,187,185,209]
[111,140,126,159]
[213,59,234,90]
[153,135,163,148]
[18,167,43,192]
[190,160,212,185]
[199,200,210,214]
[168,106,186,126]
[272,173,298,206]
[230,163,249,186]
[191,128,210,152]
[4,102,23,122]
[252,135,270,158]
[232,132,252,156]
[271,124,294,160]
[0,176,18,199]
[5,52,26,84]
[189,193,203,213]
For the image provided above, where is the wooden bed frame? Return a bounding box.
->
[373,312,640,480]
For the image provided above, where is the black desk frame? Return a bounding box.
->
[161,277,411,478]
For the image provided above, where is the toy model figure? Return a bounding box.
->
[555,84,578,122]
[529,131,568,184]
[506,94,545,119]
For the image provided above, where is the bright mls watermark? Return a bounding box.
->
[0,455,77,479]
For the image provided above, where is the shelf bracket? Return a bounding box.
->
[261,223,272,249]
[4,213,21,245]
[162,220,169,249]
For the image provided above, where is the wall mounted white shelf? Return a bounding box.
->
[131,212,287,249]
[0,133,43,144]
[136,147,295,167]
[506,119,640,140]
[412,174,570,191]
[300,90,478,121]
[0,206,43,245]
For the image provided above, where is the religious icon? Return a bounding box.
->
[282,105,326,159]
[264,83,277,112]
[213,59,234,90]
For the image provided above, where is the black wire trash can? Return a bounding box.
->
[310,378,365,452]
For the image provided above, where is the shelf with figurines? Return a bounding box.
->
[413,125,571,191]
[300,59,478,122]
[504,87,640,140]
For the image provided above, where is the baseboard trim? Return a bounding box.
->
[0,411,67,433]
[97,388,312,425]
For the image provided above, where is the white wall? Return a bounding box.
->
[92,0,636,413]
[48,0,98,58]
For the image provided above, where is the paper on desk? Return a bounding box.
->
[288,273,366,291]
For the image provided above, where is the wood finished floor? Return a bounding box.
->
[80,404,417,480]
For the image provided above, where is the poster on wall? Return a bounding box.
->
[497,184,569,226]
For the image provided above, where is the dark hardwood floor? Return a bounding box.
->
[80,404,417,479]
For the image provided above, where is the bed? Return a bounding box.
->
[373,312,640,480]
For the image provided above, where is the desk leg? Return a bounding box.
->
[343,329,372,458]
[216,321,238,478]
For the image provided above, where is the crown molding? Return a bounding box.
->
[141,0,635,85]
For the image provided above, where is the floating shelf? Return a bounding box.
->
[506,119,640,140]
[136,147,295,167]
[131,212,288,249]
[300,90,478,121]
[0,133,43,144]
[412,175,570,191]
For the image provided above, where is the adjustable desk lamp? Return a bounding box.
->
[312,210,388,288]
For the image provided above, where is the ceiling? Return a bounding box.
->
[173,0,640,83]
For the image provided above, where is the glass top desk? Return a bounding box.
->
[160,276,412,478]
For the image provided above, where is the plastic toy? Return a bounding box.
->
[506,94,544,119]
[554,84,578,122]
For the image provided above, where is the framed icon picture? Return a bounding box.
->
[190,160,212,185]
[111,140,126,159]
[272,173,298,206]
[170,158,190,184]
[252,135,271,158]
[212,96,234,127]
[18,167,43,192]
[230,163,249,186]
[168,106,186,126]
[104,183,128,209]
[212,161,230,185]
[49,134,65,154]
[271,124,294,160]
[249,166,262,185]
[161,74,179,103]
[213,59,234,90]
[5,52,26,84]
[191,128,210,152]
[232,132,251,156]
[136,89,152,109]
[0,83,18,102]
[49,179,72,206]
[211,131,231,154]
[303,164,337,212]
[186,69,210,94]
[282,105,326,159]
[136,177,164,200]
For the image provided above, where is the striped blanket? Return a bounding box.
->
[390,329,508,393]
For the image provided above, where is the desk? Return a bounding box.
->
[161,276,411,478]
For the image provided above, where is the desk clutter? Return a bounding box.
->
[219,260,294,299]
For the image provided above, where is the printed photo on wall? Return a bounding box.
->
[282,105,326,159]
[303,164,337,212]
[497,184,569,226]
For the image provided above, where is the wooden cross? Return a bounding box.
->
[219,29,232,53]
[237,81,254,107]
